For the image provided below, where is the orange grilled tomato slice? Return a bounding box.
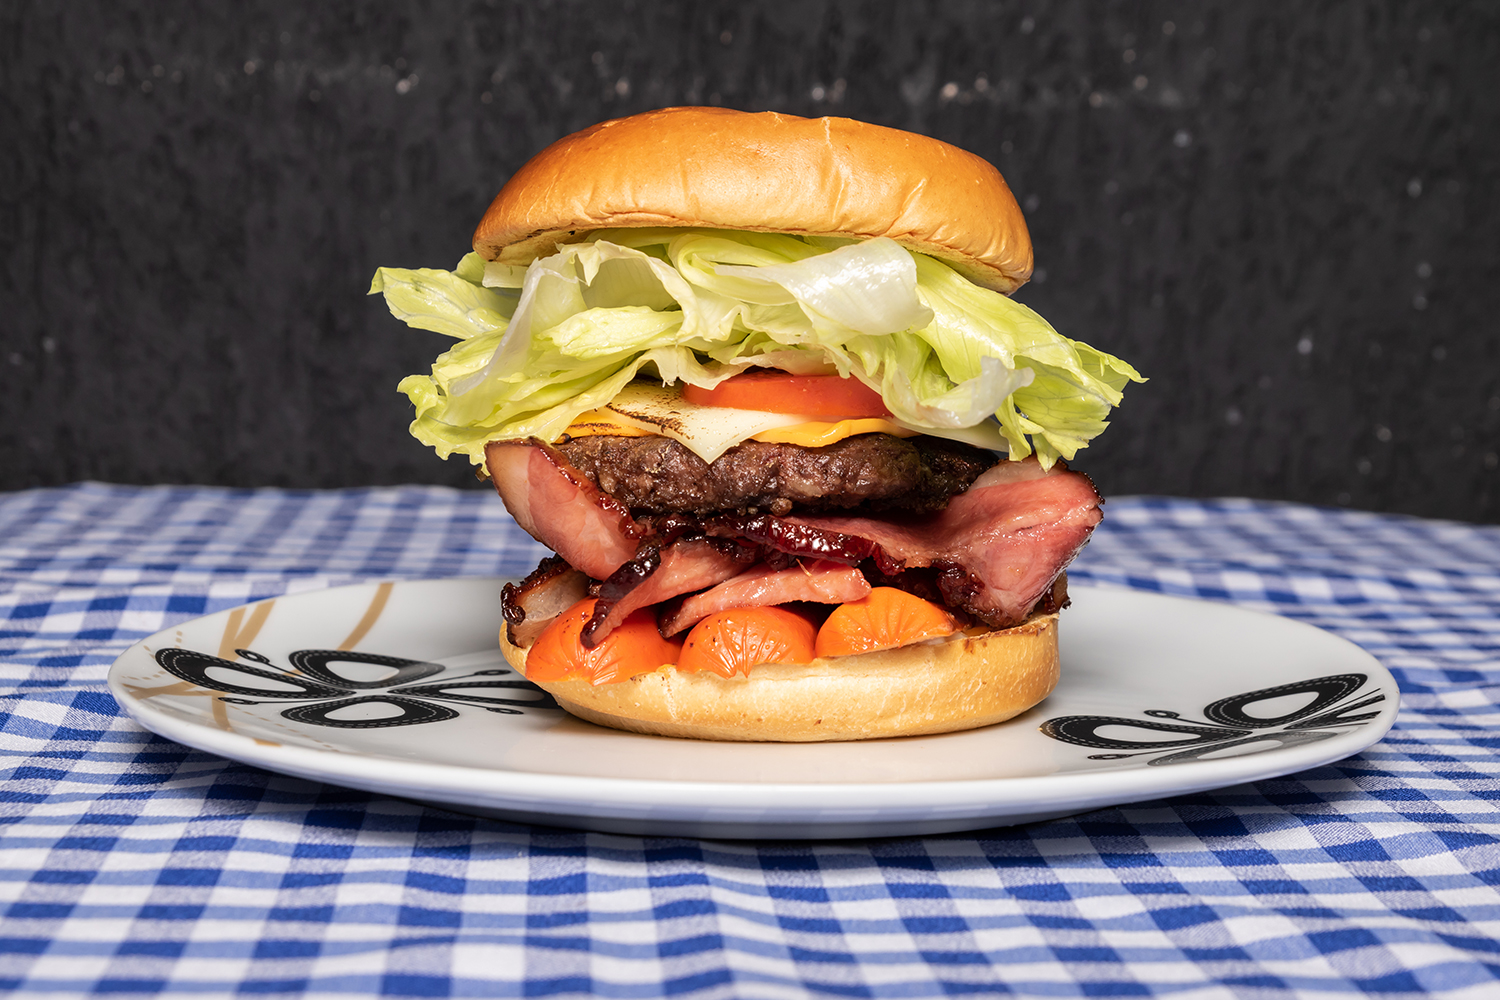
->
[814,588,959,658]
[678,606,818,678]
[682,371,893,419]
[524,598,682,685]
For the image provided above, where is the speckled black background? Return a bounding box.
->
[4,1,1498,522]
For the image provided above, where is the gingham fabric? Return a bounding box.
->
[2,482,1499,998]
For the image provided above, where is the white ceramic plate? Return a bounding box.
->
[108,579,1398,839]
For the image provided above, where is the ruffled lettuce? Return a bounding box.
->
[371,233,1143,468]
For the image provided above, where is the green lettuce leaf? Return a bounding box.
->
[373,231,1143,468]
[369,252,516,340]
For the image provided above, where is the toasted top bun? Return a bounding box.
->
[500,612,1059,742]
[474,106,1033,293]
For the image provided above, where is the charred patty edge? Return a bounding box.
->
[552,432,998,516]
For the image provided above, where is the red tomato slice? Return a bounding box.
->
[678,607,818,678]
[683,371,893,419]
[525,598,681,685]
[815,588,958,658]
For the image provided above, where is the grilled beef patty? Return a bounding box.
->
[553,433,998,516]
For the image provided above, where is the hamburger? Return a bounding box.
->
[371,107,1142,742]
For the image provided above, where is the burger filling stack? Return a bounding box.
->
[372,107,1143,742]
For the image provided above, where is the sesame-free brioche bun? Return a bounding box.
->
[500,612,1059,742]
[474,106,1033,293]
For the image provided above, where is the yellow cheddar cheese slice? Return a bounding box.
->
[750,418,916,446]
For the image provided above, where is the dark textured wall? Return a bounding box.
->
[4,1,1498,522]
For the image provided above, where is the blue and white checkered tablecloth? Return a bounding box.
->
[2,482,1499,997]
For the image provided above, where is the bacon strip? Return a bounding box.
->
[500,556,589,649]
[486,440,641,581]
[703,514,876,565]
[710,458,1100,627]
[582,538,755,648]
[660,561,872,636]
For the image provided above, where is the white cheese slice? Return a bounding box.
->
[603,383,812,463]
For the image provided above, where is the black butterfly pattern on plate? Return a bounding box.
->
[154,646,561,728]
[1039,673,1385,766]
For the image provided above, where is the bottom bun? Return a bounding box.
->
[500,613,1060,742]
